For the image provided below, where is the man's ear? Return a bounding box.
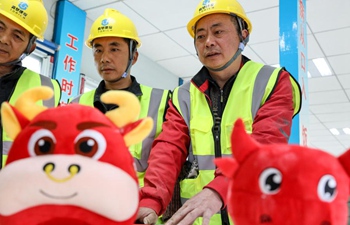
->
[29,43,37,54]
[132,50,138,65]
[242,29,249,41]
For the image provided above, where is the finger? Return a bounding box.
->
[201,216,210,225]
[143,214,157,225]
[165,209,186,225]
[143,218,150,224]
[165,207,198,225]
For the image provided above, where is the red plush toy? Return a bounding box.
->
[215,119,350,225]
[0,87,153,225]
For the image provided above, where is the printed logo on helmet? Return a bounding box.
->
[97,19,112,33]
[101,19,109,26]
[203,0,210,5]
[10,2,29,19]
[199,0,215,13]
[18,2,28,10]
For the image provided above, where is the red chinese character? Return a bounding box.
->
[299,22,305,47]
[63,55,76,73]
[61,78,74,96]
[302,125,307,146]
[299,0,305,21]
[300,51,306,72]
[66,33,78,51]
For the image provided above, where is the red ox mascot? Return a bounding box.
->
[215,119,350,225]
[0,87,153,225]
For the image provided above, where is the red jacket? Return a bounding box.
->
[139,57,295,215]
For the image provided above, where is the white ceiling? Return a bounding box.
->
[68,0,350,156]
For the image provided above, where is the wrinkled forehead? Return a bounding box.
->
[195,13,233,32]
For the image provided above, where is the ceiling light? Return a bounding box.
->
[329,128,340,135]
[343,128,350,135]
[312,58,332,76]
[271,64,280,68]
[307,71,311,78]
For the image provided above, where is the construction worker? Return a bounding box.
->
[137,0,302,224]
[69,9,171,188]
[0,0,61,169]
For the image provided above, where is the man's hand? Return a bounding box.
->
[136,207,158,224]
[164,188,222,225]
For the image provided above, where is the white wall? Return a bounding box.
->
[42,0,179,91]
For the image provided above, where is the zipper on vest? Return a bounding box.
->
[220,89,224,103]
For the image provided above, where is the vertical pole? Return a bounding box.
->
[279,0,309,145]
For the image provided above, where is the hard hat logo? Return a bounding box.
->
[96,19,113,34]
[18,2,29,10]
[10,4,29,20]
[101,19,109,26]
[199,0,215,13]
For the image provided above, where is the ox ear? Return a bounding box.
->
[215,158,238,178]
[122,117,153,147]
[1,102,30,139]
[231,118,259,163]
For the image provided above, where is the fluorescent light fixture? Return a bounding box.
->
[343,128,350,135]
[329,128,340,135]
[307,71,311,78]
[312,58,332,76]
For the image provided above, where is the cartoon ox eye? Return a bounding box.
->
[318,174,337,202]
[28,129,56,156]
[259,168,282,194]
[74,129,106,159]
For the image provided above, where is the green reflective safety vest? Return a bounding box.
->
[1,69,61,168]
[172,61,301,225]
[69,84,170,187]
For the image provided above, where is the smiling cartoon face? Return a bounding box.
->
[215,119,350,225]
[0,87,153,225]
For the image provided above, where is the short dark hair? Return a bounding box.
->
[123,38,137,52]
[230,15,248,34]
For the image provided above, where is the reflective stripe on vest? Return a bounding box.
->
[173,61,301,225]
[69,85,169,187]
[69,89,96,105]
[2,69,60,168]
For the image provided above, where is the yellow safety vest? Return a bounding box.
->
[69,84,170,187]
[1,69,61,168]
[172,61,301,225]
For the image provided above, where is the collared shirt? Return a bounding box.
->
[0,66,24,105]
[92,75,143,113]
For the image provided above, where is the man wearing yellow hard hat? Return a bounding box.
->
[137,0,301,224]
[0,0,61,169]
[69,9,171,189]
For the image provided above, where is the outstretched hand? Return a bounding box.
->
[164,188,222,225]
[136,207,158,225]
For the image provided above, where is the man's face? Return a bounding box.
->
[92,36,131,83]
[0,14,31,64]
[194,14,241,70]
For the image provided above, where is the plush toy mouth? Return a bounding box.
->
[39,190,78,199]
[260,214,272,223]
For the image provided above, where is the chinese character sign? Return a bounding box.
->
[279,0,309,145]
[52,1,86,104]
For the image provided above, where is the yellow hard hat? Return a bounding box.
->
[0,0,48,40]
[187,0,252,38]
[86,8,141,48]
